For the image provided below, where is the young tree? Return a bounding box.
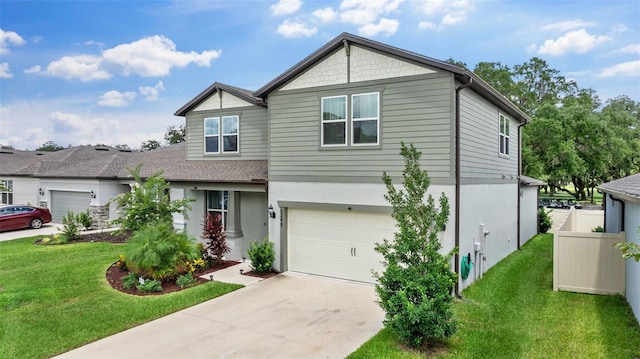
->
[140,139,161,152]
[164,124,186,144]
[109,164,193,232]
[375,142,457,347]
[615,227,640,262]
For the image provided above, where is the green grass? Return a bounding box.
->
[0,236,242,359]
[349,234,640,358]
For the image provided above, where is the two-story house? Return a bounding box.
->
[176,33,532,290]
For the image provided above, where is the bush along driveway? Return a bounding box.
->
[349,234,640,358]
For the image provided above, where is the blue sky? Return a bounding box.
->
[1,0,638,150]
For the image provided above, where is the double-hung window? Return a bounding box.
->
[0,180,13,204]
[321,96,347,146]
[207,190,228,229]
[321,92,379,147]
[352,93,379,145]
[499,114,510,156]
[204,116,239,154]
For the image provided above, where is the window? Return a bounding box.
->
[321,92,379,147]
[352,93,379,145]
[207,190,228,229]
[321,96,347,146]
[204,116,239,154]
[0,180,13,204]
[499,114,510,156]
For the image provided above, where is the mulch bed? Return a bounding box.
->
[35,230,278,296]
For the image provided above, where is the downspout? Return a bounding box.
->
[516,122,527,250]
[454,75,472,297]
[608,194,625,231]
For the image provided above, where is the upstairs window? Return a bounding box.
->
[499,114,510,156]
[204,116,239,154]
[321,92,379,147]
[352,93,379,145]
[321,96,347,146]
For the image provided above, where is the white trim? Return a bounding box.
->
[204,117,220,154]
[499,113,510,157]
[203,116,240,154]
[222,115,240,154]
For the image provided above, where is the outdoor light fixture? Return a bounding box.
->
[240,269,244,275]
[38,188,44,196]
[209,274,214,281]
[90,190,96,199]
[268,204,276,219]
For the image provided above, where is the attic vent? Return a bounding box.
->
[118,148,133,153]
[0,150,14,154]
[94,146,110,151]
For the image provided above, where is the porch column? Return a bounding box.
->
[225,191,243,238]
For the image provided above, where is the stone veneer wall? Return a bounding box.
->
[89,204,111,229]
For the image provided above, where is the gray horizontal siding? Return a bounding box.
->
[459,89,518,179]
[185,106,268,161]
[268,73,455,182]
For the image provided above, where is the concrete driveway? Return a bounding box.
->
[0,223,60,241]
[55,272,384,359]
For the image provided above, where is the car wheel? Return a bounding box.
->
[30,218,43,229]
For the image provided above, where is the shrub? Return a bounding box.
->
[124,220,199,280]
[121,272,139,290]
[201,213,231,266]
[375,142,457,347]
[108,164,193,232]
[248,238,275,274]
[60,210,79,241]
[176,273,197,288]
[137,279,163,293]
[76,210,93,230]
[538,208,552,233]
[116,254,128,271]
[592,225,604,232]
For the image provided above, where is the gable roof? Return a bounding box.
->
[254,32,531,124]
[598,173,640,204]
[174,82,265,116]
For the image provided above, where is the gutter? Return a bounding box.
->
[516,122,528,250]
[454,75,472,297]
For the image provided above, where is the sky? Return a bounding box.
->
[0,0,639,150]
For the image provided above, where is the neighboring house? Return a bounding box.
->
[599,173,640,323]
[520,175,546,244]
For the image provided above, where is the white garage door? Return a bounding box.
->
[288,209,396,283]
[51,191,91,223]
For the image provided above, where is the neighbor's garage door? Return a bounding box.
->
[288,209,396,283]
[51,191,91,223]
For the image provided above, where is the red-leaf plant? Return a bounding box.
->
[202,213,231,266]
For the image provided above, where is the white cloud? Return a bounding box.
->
[417,21,436,30]
[271,0,303,16]
[611,24,628,34]
[36,55,111,81]
[541,20,595,32]
[50,112,85,133]
[538,29,611,55]
[276,19,317,38]
[27,35,220,81]
[312,7,337,23]
[98,90,137,107]
[359,18,399,37]
[102,35,220,77]
[0,62,12,78]
[526,43,538,53]
[340,0,403,26]
[0,29,25,55]
[139,81,165,101]
[610,44,640,55]
[415,0,473,28]
[598,60,640,78]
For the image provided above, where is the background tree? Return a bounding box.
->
[109,165,193,232]
[164,124,186,145]
[375,142,457,347]
[0,144,15,150]
[36,141,65,152]
[115,144,131,150]
[140,139,161,152]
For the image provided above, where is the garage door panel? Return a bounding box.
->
[51,191,91,223]
[288,208,395,283]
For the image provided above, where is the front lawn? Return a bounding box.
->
[0,236,242,359]
[349,234,640,358]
